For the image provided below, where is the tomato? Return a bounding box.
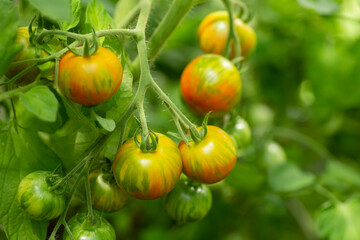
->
[227,116,252,149]
[6,27,46,85]
[89,166,129,213]
[16,171,65,221]
[247,103,274,127]
[58,47,123,105]
[180,54,241,116]
[63,212,115,240]
[113,133,182,200]
[198,11,257,59]
[262,141,287,169]
[163,175,212,223]
[179,125,237,184]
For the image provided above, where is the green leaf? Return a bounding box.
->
[59,0,81,30]
[297,0,339,14]
[20,86,59,122]
[268,162,316,192]
[114,0,139,28]
[27,0,71,21]
[85,0,114,44]
[0,0,21,77]
[0,123,61,240]
[93,112,116,132]
[15,99,63,133]
[50,119,99,170]
[316,197,360,240]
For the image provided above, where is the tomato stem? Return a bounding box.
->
[84,163,95,224]
[223,0,242,67]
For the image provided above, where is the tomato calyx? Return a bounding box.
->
[45,173,66,195]
[134,127,159,153]
[189,112,211,143]
[67,29,99,58]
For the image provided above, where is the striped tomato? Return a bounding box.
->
[180,54,241,116]
[63,211,115,240]
[198,11,257,59]
[89,166,129,213]
[16,171,65,221]
[113,133,182,200]
[58,47,123,105]
[179,125,237,184]
[163,175,212,223]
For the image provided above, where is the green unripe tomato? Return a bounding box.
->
[89,166,129,213]
[227,116,252,149]
[17,171,65,221]
[63,212,116,240]
[163,175,212,224]
[262,141,287,169]
[247,103,274,127]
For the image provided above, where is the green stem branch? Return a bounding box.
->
[0,80,38,102]
[223,0,241,63]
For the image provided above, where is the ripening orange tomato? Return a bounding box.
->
[198,11,256,59]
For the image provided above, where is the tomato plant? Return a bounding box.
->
[179,125,237,184]
[180,54,242,116]
[63,212,116,240]
[198,11,256,59]
[58,47,123,105]
[2,0,357,239]
[5,27,46,85]
[113,133,182,200]
[89,164,129,213]
[16,171,65,221]
[163,175,212,224]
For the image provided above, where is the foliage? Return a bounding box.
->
[0,0,360,239]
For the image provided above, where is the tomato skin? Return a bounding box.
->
[6,27,45,85]
[89,167,129,213]
[58,47,123,105]
[180,54,241,116]
[63,212,116,240]
[227,116,252,149]
[16,171,65,221]
[163,175,212,223]
[113,133,182,200]
[179,125,237,184]
[198,11,257,58]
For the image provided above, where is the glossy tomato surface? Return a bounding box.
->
[163,175,212,224]
[63,212,116,240]
[17,171,65,221]
[113,133,182,200]
[89,167,129,213]
[179,125,237,184]
[180,54,241,116]
[198,11,257,58]
[58,47,123,105]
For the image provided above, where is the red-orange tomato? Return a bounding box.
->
[179,125,237,184]
[180,54,241,116]
[198,11,257,59]
[113,133,182,200]
[58,47,123,105]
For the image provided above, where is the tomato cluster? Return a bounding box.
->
[180,11,256,116]
[14,7,257,237]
